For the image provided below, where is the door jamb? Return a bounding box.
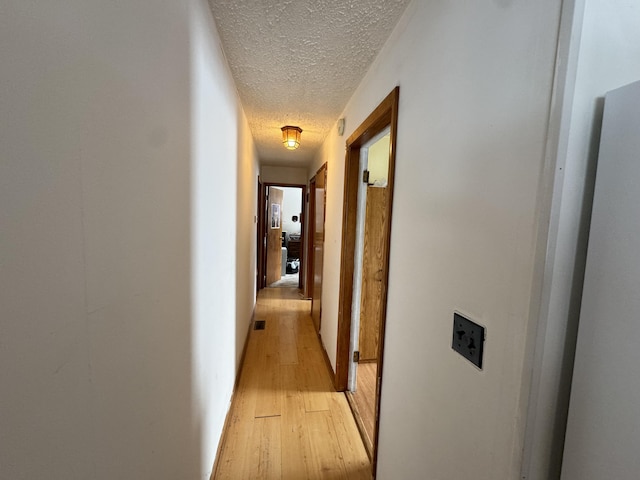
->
[309,163,328,328]
[256,176,265,292]
[306,176,316,299]
[335,87,399,474]
[257,182,307,291]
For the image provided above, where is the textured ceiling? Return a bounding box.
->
[209,0,411,167]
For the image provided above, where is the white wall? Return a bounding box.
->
[0,1,257,478]
[235,104,260,373]
[190,0,259,476]
[261,165,308,185]
[311,136,346,369]
[280,187,303,236]
[368,133,390,186]
[310,1,563,478]
[524,1,640,479]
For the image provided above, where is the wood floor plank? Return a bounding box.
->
[213,287,370,480]
[306,410,348,479]
[278,316,299,365]
[214,394,254,478]
[254,332,282,418]
[242,416,281,479]
[298,360,331,412]
[217,324,265,477]
[330,394,372,480]
[350,361,377,451]
[280,364,318,479]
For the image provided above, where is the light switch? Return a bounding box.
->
[452,313,485,369]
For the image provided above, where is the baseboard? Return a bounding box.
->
[315,331,337,392]
[210,306,256,480]
[235,306,255,391]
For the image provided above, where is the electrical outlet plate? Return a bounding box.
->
[452,313,485,369]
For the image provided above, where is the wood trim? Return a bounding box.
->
[309,163,328,332]
[259,182,307,293]
[256,177,266,291]
[305,163,329,300]
[266,187,284,285]
[236,309,257,390]
[211,404,232,480]
[335,86,400,477]
[335,86,399,390]
[371,87,399,477]
[305,176,316,299]
[210,307,256,479]
[317,331,336,391]
[298,186,307,291]
[335,145,361,390]
[346,88,399,148]
[262,181,307,188]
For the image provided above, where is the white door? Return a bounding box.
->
[561,80,640,479]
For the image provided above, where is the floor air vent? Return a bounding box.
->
[254,320,266,330]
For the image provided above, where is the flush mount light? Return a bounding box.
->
[281,125,302,150]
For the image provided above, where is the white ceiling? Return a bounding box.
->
[208,0,411,168]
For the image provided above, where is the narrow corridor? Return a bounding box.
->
[213,288,371,479]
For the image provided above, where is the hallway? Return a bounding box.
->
[213,288,371,479]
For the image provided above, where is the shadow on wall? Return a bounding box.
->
[235,98,258,372]
[0,0,252,478]
[2,0,256,477]
[82,0,204,477]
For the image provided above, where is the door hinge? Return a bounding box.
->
[353,351,360,363]
[362,170,370,184]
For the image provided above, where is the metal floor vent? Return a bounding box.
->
[254,320,266,330]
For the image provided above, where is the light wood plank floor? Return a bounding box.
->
[213,287,371,480]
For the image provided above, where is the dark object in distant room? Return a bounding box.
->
[286,259,299,274]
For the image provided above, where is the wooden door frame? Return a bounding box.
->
[305,176,316,299]
[256,176,266,291]
[335,87,399,474]
[257,182,307,291]
[308,163,328,325]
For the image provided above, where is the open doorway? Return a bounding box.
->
[257,183,306,291]
[268,186,304,288]
[347,127,391,455]
[335,87,399,473]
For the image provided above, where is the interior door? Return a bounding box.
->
[311,165,327,333]
[358,185,388,361]
[256,178,266,290]
[305,180,315,299]
[266,187,283,286]
[561,81,640,480]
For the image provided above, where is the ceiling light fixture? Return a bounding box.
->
[281,125,302,150]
